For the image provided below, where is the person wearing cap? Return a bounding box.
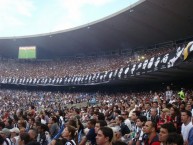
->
[10,128,20,145]
[0,128,12,145]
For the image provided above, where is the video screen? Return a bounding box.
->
[18,46,36,59]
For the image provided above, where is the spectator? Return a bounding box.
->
[157,108,171,131]
[95,120,107,134]
[62,125,77,145]
[158,123,176,145]
[37,124,50,145]
[0,123,5,131]
[0,135,4,145]
[130,111,140,133]
[96,127,113,145]
[58,110,65,129]
[79,119,96,145]
[170,105,181,133]
[0,128,12,145]
[49,116,59,139]
[4,119,13,129]
[143,120,160,145]
[121,111,131,130]
[188,127,193,145]
[150,108,159,125]
[143,102,151,121]
[27,118,35,132]
[117,116,130,136]
[166,133,184,145]
[181,110,193,144]
[28,128,40,145]
[19,132,31,145]
[131,115,147,145]
[10,127,20,145]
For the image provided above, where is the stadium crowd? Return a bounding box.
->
[0,43,191,145]
[0,45,177,79]
[0,86,193,145]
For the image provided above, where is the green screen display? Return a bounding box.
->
[18,46,36,59]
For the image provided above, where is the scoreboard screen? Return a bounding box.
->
[18,46,36,59]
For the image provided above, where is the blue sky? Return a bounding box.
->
[0,0,139,37]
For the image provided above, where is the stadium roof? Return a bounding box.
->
[0,0,193,59]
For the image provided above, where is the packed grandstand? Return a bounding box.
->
[0,43,191,86]
[0,0,193,145]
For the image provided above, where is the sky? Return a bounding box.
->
[0,0,139,37]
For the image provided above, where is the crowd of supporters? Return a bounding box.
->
[0,45,177,79]
[0,43,191,145]
[0,86,193,145]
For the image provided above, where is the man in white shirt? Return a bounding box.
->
[181,110,193,145]
[0,128,12,145]
[122,111,131,130]
[165,86,173,101]
[10,128,20,145]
